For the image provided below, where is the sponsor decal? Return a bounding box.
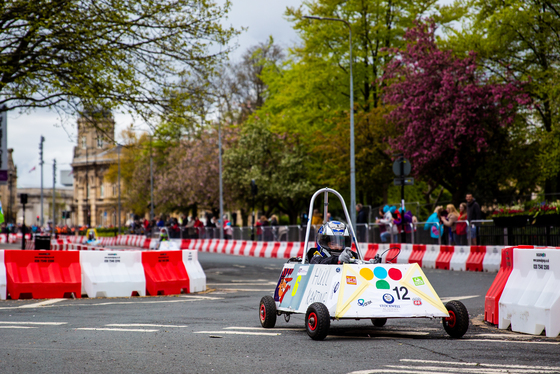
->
[333,282,340,294]
[382,293,395,304]
[412,276,425,286]
[412,297,422,306]
[297,266,309,276]
[336,267,341,273]
[533,264,550,270]
[274,267,294,302]
[536,253,546,258]
[346,276,357,285]
[357,299,372,307]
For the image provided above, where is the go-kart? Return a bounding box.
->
[85,228,101,246]
[157,227,180,250]
[259,188,469,340]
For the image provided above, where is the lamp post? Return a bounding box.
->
[303,15,356,229]
[218,118,224,240]
[117,144,121,236]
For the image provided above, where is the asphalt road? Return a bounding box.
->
[0,251,559,374]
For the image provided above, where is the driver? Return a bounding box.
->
[159,229,169,242]
[310,221,357,264]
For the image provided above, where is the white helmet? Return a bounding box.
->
[316,221,351,256]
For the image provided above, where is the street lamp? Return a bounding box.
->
[303,15,356,229]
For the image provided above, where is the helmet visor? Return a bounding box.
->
[318,234,352,253]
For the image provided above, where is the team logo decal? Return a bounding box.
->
[382,293,395,304]
[413,297,422,306]
[346,276,357,285]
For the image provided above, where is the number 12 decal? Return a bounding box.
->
[392,286,410,300]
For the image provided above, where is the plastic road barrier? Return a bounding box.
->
[158,241,181,251]
[422,245,440,269]
[397,244,413,264]
[435,245,454,270]
[0,251,6,300]
[80,251,146,297]
[483,246,502,272]
[5,250,81,299]
[182,250,206,293]
[498,247,560,337]
[450,246,470,271]
[466,246,486,272]
[408,245,426,267]
[485,246,515,325]
[141,251,190,295]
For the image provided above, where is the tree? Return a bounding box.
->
[443,0,560,196]
[383,22,537,204]
[223,120,315,224]
[0,0,238,135]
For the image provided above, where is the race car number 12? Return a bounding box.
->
[392,286,410,300]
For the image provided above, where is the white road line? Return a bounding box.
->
[106,324,188,328]
[76,328,158,332]
[385,365,555,373]
[215,288,273,292]
[17,299,65,308]
[194,331,280,336]
[439,295,479,302]
[0,326,38,329]
[401,359,560,371]
[473,333,533,339]
[178,295,224,300]
[224,327,304,331]
[0,322,67,325]
[466,339,560,345]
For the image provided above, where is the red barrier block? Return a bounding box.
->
[5,250,81,299]
[269,242,281,258]
[142,251,190,295]
[409,245,426,267]
[180,239,192,249]
[484,246,517,325]
[363,243,379,261]
[466,245,487,272]
[435,245,454,270]
[142,239,151,250]
[385,244,401,264]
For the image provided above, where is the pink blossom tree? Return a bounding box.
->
[382,22,533,203]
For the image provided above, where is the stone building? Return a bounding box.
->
[71,111,123,227]
[0,149,18,223]
[16,187,73,226]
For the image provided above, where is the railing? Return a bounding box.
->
[127,219,560,246]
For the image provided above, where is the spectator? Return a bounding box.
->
[156,216,165,228]
[441,204,459,245]
[424,206,443,244]
[206,215,216,239]
[193,216,204,239]
[379,206,398,243]
[456,203,468,245]
[375,207,386,237]
[356,203,368,242]
[269,214,279,241]
[466,193,482,245]
[326,212,332,222]
[259,215,272,241]
[311,209,323,227]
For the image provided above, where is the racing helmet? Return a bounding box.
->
[159,228,169,241]
[316,221,352,256]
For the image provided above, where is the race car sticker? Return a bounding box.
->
[277,264,314,311]
[274,264,295,302]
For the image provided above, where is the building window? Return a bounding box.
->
[97,136,103,148]
[100,184,104,198]
[112,184,117,196]
[87,185,90,199]
[81,136,87,149]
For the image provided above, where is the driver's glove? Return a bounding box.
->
[338,248,352,263]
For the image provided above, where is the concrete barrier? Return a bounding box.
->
[182,250,206,293]
[80,251,146,298]
[0,250,6,300]
[498,247,560,337]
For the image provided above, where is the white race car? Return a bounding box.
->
[259,188,469,340]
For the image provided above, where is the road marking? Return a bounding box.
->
[17,299,65,308]
[178,295,224,300]
[215,288,274,292]
[0,326,38,329]
[439,295,479,302]
[473,333,534,339]
[106,324,188,328]
[0,321,67,325]
[348,359,560,374]
[194,331,281,336]
[76,328,159,332]
[224,326,304,331]
[466,339,560,345]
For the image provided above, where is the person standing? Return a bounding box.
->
[356,203,368,242]
[441,204,459,245]
[466,194,482,245]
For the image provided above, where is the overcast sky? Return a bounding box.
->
[10,0,303,188]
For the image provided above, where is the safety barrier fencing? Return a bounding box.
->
[0,249,205,300]
[483,245,560,337]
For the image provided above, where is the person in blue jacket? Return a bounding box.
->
[424,206,443,243]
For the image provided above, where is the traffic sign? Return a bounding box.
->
[392,157,411,177]
[393,177,414,186]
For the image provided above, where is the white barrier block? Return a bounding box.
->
[182,250,206,293]
[450,246,470,271]
[483,246,502,272]
[80,251,146,297]
[223,240,235,255]
[158,241,180,251]
[499,247,560,337]
[0,251,6,300]
[274,242,288,259]
[397,244,413,264]
[422,245,440,269]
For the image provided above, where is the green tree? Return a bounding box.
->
[444,0,560,196]
[223,120,315,224]
[0,0,238,135]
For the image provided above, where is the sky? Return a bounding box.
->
[10,0,303,188]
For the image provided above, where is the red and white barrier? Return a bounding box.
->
[183,250,206,293]
[0,250,6,300]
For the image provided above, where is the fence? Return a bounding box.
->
[119,220,560,247]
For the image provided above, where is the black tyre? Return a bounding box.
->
[259,296,277,328]
[305,303,330,340]
[442,300,469,338]
[371,318,387,327]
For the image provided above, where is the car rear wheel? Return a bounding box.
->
[371,318,387,327]
[305,303,330,340]
[442,300,469,338]
[259,296,277,328]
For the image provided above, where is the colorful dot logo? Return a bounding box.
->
[373,267,403,289]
